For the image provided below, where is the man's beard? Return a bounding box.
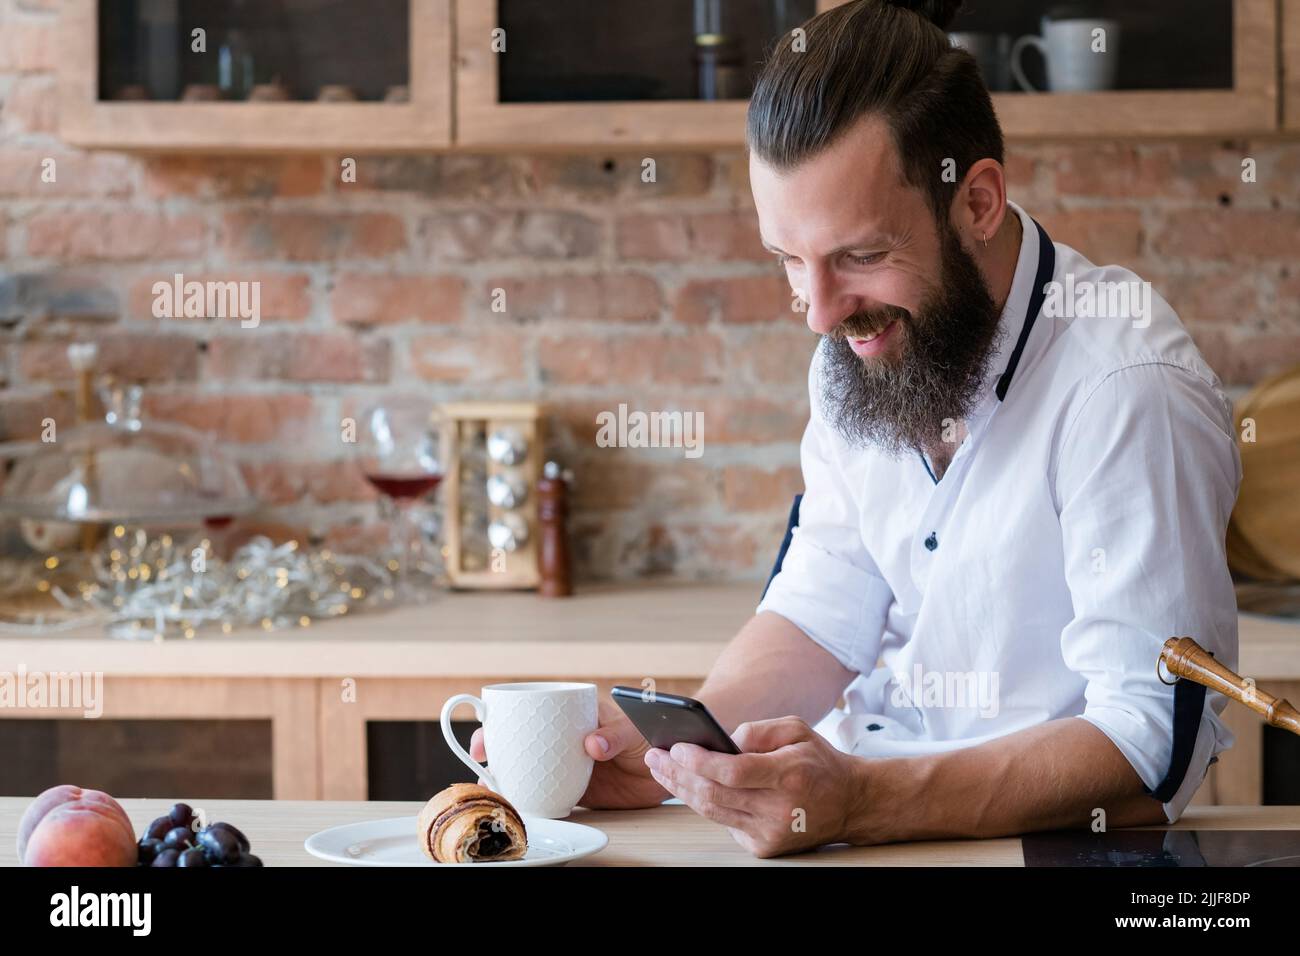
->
[818,221,1005,457]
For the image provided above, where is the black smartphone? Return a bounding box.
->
[610,686,742,755]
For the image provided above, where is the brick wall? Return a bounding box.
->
[2,2,1298,581]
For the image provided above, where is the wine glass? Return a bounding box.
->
[357,400,444,603]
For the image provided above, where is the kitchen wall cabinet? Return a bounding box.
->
[55,0,1294,150]
[59,0,453,151]
[453,0,827,149]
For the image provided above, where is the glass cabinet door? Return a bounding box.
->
[60,0,453,150]
[456,0,828,148]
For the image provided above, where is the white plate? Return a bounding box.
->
[304,815,608,867]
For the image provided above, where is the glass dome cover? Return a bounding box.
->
[0,383,256,524]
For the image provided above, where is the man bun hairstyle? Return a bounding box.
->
[882,0,965,31]
[747,0,1003,223]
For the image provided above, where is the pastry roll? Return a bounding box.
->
[417,783,528,863]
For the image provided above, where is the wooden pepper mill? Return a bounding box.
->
[1160,636,1300,736]
[537,461,571,597]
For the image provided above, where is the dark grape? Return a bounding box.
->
[163,826,193,849]
[209,822,250,853]
[198,827,240,864]
[151,848,180,867]
[144,815,173,842]
[137,838,164,864]
[177,847,208,867]
[168,802,194,829]
[239,853,263,867]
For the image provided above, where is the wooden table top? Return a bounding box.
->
[3,798,1298,867]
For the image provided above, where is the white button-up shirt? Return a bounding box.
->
[756,200,1241,823]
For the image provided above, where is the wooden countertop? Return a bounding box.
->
[3,798,1297,867]
[0,582,757,679]
[2,581,1297,680]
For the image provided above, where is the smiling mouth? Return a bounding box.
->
[850,325,892,343]
[845,319,900,357]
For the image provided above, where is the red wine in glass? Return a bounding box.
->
[364,473,443,500]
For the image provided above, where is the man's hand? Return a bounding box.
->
[643,715,866,858]
[469,696,670,809]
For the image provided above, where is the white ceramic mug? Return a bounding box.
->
[440,682,597,819]
[1011,18,1119,92]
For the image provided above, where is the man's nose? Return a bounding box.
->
[798,269,856,336]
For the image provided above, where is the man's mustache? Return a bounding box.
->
[831,305,912,341]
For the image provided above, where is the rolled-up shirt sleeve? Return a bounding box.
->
[756,344,895,676]
[1053,361,1241,823]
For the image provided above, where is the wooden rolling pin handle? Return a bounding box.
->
[1161,636,1300,736]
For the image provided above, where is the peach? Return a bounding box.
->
[17,785,136,867]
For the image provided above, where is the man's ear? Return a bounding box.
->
[951,158,1009,244]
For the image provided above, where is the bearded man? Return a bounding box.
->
[472,0,1241,858]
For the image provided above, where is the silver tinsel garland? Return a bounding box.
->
[0,528,409,640]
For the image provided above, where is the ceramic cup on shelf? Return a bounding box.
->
[948,31,1013,91]
[441,682,597,819]
[1011,17,1120,92]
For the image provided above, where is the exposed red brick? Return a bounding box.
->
[407,330,525,384]
[573,459,722,511]
[1,75,56,134]
[330,274,463,325]
[0,18,59,72]
[723,464,803,512]
[1186,326,1300,389]
[0,150,135,198]
[350,155,525,199]
[729,328,818,388]
[126,272,312,323]
[143,156,324,199]
[484,274,661,322]
[206,332,390,383]
[220,211,405,262]
[615,210,767,261]
[1151,209,1300,263]
[421,210,601,261]
[140,392,317,444]
[16,333,199,382]
[673,275,797,324]
[538,332,724,386]
[1032,207,1144,263]
[25,211,203,260]
[0,389,76,441]
[239,459,376,505]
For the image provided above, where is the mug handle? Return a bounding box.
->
[1010,34,1047,92]
[440,693,500,791]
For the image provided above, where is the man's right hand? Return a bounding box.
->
[468,696,670,809]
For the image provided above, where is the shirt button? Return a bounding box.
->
[924,532,938,551]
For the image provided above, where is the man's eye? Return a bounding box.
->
[848,252,884,266]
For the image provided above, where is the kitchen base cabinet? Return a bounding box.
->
[0,678,319,800]
[0,717,272,799]
[1,587,1294,806]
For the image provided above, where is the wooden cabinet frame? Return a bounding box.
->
[1285,0,1300,130]
[54,0,1290,150]
[988,0,1278,138]
[456,0,1280,147]
[453,0,844,149]
[58,0,453,152]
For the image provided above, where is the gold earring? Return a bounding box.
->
[982,231,989,248]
